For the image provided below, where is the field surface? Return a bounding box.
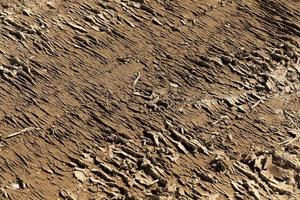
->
[0,0,300,199]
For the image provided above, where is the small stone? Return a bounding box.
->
[11,183,19,190]
[221,55,233,65]
[60,190,77,200]
[170,82,179,88]
[74,171,86,183]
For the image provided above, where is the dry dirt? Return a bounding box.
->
[0,0,300,199]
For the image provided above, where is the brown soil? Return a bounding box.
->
[0,0,300,199]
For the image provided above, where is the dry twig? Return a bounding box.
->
[1,127,39,140]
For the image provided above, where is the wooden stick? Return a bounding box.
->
[2,127,38,140]
[251,100,262,110]
[132,72,141,87]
